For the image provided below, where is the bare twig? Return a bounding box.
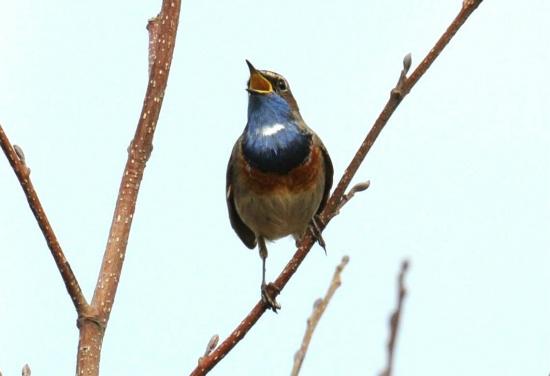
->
[291,256,350,376]
[75,2,181,375]
[190,1,483,375]
[335,180,371,215]
[379,260,410,376]
[322,0,484,226]
[0,126,88,314]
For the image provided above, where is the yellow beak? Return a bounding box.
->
[246,60,273,94]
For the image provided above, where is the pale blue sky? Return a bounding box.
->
[1,1,549,375]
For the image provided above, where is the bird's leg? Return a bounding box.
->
[308,215,327,254]
[258,237,281,312]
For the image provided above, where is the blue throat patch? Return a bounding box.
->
[242,93,311,174]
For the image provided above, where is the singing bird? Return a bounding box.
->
[226,61,333,311]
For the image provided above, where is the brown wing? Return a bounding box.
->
[315,138,334,215]
[226,141,257,249]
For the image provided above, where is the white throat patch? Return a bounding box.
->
[260,123,285,137]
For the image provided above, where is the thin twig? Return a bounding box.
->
[190,1,483,375]
[334,180,371,216]
[291,256,350,376]
[379,260,410,376]
[0,127,88,314]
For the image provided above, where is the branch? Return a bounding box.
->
[322,0,483,222]
[379,260,410,376]
[0,128,88,314]
[291,256,350,376]
[76,1,181,375]
[190,1,483,374]
[89,0,180,325]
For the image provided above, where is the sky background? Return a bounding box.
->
[1,1,549,375]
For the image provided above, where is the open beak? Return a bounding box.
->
[246,60,273,94]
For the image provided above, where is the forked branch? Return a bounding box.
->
[1,1,181,375]
[190,1,483,374]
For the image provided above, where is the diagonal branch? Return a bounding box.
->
[322,0,483,222]
[190,1,483,375]
[291,256,350,376]
[0,126,88,314]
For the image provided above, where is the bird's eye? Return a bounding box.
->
[277,79,287,91]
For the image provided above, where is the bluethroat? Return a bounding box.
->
[226,61,333,311]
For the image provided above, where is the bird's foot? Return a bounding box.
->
[309,215,327,254]
[261,282,281,313]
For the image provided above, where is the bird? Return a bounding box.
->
[226,60,333,312]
